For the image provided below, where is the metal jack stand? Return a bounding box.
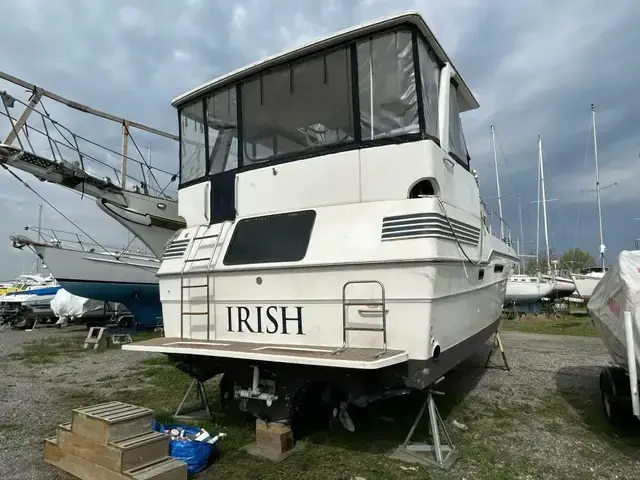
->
[484,330,511,372]
[173,378,213,421]
[390,381,457,470]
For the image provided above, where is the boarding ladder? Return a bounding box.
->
[334,280,388,358]
[179,224,227,340]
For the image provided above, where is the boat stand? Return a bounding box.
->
[484,331,511,372]
[173,378,213,421]
[390,385,457,470]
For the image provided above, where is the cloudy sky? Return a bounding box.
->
[1,0,639,279]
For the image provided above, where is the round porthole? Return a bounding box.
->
[256,277,262,285]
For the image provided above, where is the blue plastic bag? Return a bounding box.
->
[152,420,215,475]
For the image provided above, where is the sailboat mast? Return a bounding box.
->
[36,204,43,273]
[518,195,525,273]
[535,139,541,269]
[491,125,504,239]
[538,136,552,274]
[591,104,606,271]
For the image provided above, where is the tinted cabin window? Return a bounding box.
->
[223,210,316,265]
[241,46,354,165]
[357,30,418,140]
[206,87,238,174]
[417,39,439,139]
[179,101,206,183]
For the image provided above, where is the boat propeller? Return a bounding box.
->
[331,401,355,432]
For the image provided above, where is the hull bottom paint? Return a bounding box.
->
[56,280,162,329]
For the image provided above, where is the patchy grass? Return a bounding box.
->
[50,343,639,480]
[6,337,86,365]
[142,356,171,366]
[5,329,165,367]
[501,314,598,337]
[130,330,164,342]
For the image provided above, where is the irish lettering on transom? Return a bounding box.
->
[226,306,304,335]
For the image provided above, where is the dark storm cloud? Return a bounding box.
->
[0,0,638,277]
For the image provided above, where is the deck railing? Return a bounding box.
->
[0,70,179,199]
[483,210,514,248]
[17,226,154,259]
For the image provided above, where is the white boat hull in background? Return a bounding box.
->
[504,275,555,304]
[32,246,159,286]
[542,275,576,298]
[11,235,163,328]
[571,272,605,300]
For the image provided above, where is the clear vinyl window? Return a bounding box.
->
[357,30,419,140]
[179,101,206,184]
[241,46,354,165]
[206,87,238,174]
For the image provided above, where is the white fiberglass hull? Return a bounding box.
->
[32,246,159,285]
[542,275,576,298]
[96,193,183,260]
[129,198,518,374]
[161,261,509,360]
[504,278,555,304]
[571,272,605,300]
[14,237,163,328]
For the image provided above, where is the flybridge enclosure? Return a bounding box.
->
[173,12,477,111]
[175,12,477,188]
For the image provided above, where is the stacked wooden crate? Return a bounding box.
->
[44,401,187,480]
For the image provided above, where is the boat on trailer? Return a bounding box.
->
[124,12,518,426]
[587,250,640,424]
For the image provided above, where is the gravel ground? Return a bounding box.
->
[0,327,638,480]
[0,326,159,480]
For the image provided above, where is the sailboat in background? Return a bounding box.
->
[10,227,162,329]
[489,125,556,307]
[535,135,576,298]
[571,105,608,300]
[0,70,183,329]
[0,70,185,260]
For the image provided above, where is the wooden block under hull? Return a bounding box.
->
[57,423,170,472]
[71,401,154,445]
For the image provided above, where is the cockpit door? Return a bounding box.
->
[210,169,236,223]
[208,128,238,224]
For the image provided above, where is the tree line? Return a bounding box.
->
[523,247,597,274]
